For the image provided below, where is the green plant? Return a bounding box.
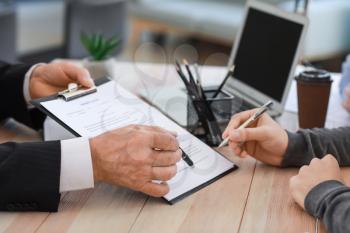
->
[80,32,120,61]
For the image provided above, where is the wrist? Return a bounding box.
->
[29,64,45,99]
[280,130,309,167]
[278,130,289,165]
[89,137,102,182]
[304,180,346,218]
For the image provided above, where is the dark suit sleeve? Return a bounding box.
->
[0,141,61,212]
[0,61,45,129]
[0,62,61,212]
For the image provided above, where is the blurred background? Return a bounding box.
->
[1,0,350,71]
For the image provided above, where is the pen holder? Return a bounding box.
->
[187,88,235,146]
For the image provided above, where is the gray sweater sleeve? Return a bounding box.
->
[281,127,350,233]
[281,127,350,167]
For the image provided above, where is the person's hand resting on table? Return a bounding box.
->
[290,155,343,210]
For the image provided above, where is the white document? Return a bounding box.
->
[41,80,235,203]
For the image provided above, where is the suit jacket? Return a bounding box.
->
[0,61,61,212]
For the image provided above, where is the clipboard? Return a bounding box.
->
[31,77,111,137]
[31,77,237,205]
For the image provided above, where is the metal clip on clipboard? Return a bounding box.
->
[58,83,97,101]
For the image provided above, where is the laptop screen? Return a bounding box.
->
[231,8,304,101]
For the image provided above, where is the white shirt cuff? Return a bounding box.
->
[23,63,45,105]
[60,137,95,193]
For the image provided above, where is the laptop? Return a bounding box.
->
[224,0,309,117]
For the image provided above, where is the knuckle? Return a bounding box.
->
[175,150,182,162]
[165,166,177,180]
[164,170,173,181]
[145,149,156,160]
[131,134,146,147]
[151,126,163,132]
[129,124,141,131]
[163,173,172,181]
[164,134,178,149]
[171,137,180,149]
[310,158,320,165]
[138,183,150,194]
[162,185,170,196]
[239,129,247,141]
[230,114,239,120]
[141,132,153,143]
[166,154,177,165]
[289,176,297,188]
[170,165,177,176]
[156,185,169,197]
[229,117,240,126]
[324,154,335,161]
[299,165,308,174]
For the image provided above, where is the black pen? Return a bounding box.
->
[175,63,190,87]
[212,65,235,98]
[175,61,222,145]
[194,63,206,99]
[175,65,198,100]
[181,149,194,167]
[175,60,201,100]
[175,59,187,82]
[157,147,194,167]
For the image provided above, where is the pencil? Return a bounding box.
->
[212,65,235,98]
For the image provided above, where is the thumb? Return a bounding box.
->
[76,68,94,88]
[230,127,269,142]
[61,63,94,88]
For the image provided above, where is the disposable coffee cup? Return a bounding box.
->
[295,70,332,129]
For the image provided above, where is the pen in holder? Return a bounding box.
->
[187,87,235,146]
[175,59,235,146]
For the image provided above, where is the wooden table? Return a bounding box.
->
[1,62,350,233]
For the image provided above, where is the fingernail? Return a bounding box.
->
[222,131,227,139]
[86,77,95,86]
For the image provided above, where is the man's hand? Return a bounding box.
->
[342,87,350,113]
[29,62,94,99]
[89,125,182,197]
[289,155,343,209]
[222,109,288,166]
